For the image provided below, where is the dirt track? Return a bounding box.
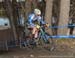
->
[0,31,75,58]
[0,44,75,58]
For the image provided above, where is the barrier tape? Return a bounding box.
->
[49,24,75,28]
[49,35,75,38]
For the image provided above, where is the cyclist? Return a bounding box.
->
[27,8,47,44]
[68,17,75,35]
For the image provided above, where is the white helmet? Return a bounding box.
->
[34,9,41,15]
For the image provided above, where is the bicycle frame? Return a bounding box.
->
[39,27,50,43]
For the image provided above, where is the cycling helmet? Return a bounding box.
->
[34,8,41,15]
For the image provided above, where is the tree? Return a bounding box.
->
[32,0,38,9]
[24,0,32,36]
[4,0,17,42]
[12,0,18,28]
[45,0,53,35]
[58,0,70,35]
[45,0,56,49]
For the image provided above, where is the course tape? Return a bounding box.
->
[49,24,75,28]
[49,35,75,38]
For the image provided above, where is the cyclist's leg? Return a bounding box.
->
[32,27,38,40]
[27,27,37,48]
[34,29,40,43]
[70,27,74,35]
[34,31,38,38]
[24,27,34,48]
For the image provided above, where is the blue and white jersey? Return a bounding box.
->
[28,13,46,27]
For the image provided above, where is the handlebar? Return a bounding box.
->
[35,24,49,29]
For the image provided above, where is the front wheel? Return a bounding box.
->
[47,38,55,51]
[43,33,55,51]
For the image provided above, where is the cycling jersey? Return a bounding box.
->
[28,13,46,28]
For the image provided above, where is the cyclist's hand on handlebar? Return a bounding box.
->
[44,23,49,30]
[44,23,49,27]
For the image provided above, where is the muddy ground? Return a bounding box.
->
[0,39,75,58]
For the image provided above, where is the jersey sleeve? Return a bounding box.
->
[28,14,35,26]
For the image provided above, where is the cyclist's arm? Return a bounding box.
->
[41,20,49,27]
[37,16,46,25]
[28,19,35,26]
[28,14,35,26]
[41,20,46,25]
